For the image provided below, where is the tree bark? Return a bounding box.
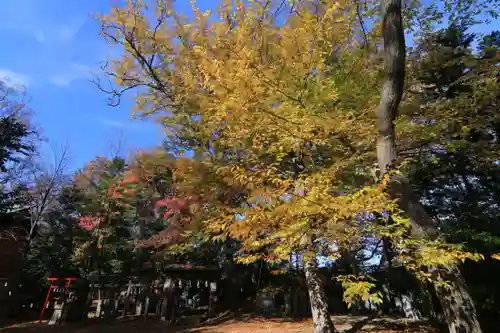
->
[388,176,481,331]
[379,238,396,315]
[294,181,336,332]
[381,238,422,320]
[375,0,405,177]
[435,265,482,333]
[375,0,482,331]
[303,256,338,333]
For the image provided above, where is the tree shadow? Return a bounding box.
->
[0,313,246,333]
[0,315,438,333]
[342,314,378,333]
[342,315,438,333]
[175,310,306,332]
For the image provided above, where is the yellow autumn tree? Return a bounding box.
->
[98,1,483,331]
[101,0,391,248]
[99,2,396,331]
[125,150,235,248]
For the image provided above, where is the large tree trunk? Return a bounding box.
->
[389,176,482,332]
[381,238,422,320]
[375,0,482,332]
[303,256,338,333]
[294,182,337,332]
[379,238,396,315]
[435,265,482,333]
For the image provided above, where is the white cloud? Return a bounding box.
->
[71,63,98,76]
[0,2,99,90]
[49,62,97,87]
[0,1,86,45]
[100,118,125,128]
[32,20,85,45]
[34,31,45,43]
[0,69,31,90]
[98,117,155,132]
[56,19,86,43]
[49,75,74,87]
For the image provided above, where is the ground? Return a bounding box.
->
[0,315,438,333]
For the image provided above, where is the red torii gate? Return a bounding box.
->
[39,278,76,322]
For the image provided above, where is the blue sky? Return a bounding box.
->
[0,0,215,171]
[0,0,497,172]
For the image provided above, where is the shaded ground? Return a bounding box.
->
[0,314,438,333]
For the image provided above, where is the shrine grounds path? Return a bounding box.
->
[0,314,438,333]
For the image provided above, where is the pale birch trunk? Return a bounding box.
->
[304,256,338,333]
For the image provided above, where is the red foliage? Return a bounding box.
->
[139,215,193,248]
[78,216,100,231]
[155,197,190,219]
[120,175,138,185]
[137,197,202,248]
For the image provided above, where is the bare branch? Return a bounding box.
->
[108,132,125,159]
[356,3,370,50]
[26,143,71,245]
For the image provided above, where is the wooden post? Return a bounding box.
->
[48,301,64,325]
[122,280,132,318]
[104,290,116,320]
[208,281,217,318]
[95,299,102,319]
[96,286,102,318]
[155,288,162,317]
[284,292,292,317]
[161,278,173,321]
[114,297,119,318]
[143,296,150,319]
[83,289,92,320]
[135,287,143,316]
